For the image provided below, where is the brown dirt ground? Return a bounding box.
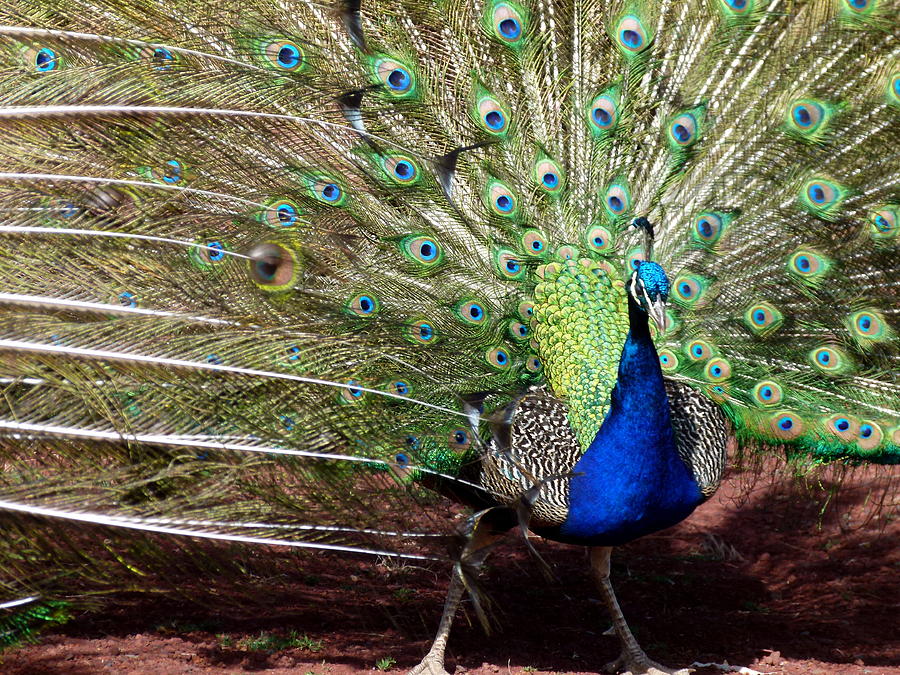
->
[2,466,898,675]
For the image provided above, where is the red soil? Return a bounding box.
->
[3,466,898,675]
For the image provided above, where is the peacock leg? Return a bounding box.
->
[408,507,513,675]
[406,563,466,675]
[589,547,691,675]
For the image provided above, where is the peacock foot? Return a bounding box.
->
[406,653,450,675]
[603,649,693,675]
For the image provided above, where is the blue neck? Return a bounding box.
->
[556,298,702,546]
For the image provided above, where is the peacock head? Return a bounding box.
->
[627,261,670,331]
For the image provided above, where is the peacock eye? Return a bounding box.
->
[391,380,410,396]
[119,291,137,308]
[407,319,437,344]
[248,243,298,290]
[457,300,488,325]
[320,183,341,202]
[478,96,509,134]
[605,184,630,216]
[449,428,472,450]
[522,231,546,255]
[34,47,59,72]
[208,240,226,262]
[152,47,174,70]
[590,97,616,130]
[669,113,698,146]
[534,159,563,193]
[486,347,511,369]
[491,2,526,45]
[375,58,415,94]
[348,293,379,316]
[264,40,304,71]
[615,15,648,53]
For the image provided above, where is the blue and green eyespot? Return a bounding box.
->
[190,240,229,268]
[486,0,528,47]
[588,88,620,136]
[743,301,783,335]
[797,177,847,219]
[380,154,421,185]
[521,230,547,257]
[612,14,650,56]
[372,56,417,97]
[261,39,306,72]
[485,179,519,218]
[475,90,510,136]
[752,380,783,407]
[347,293,380,317]
[400,234,444,267]
[691,212,730,246]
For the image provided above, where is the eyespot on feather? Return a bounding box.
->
[373,57,415,96]
[535,159,564,194]
[340,380,365,403]
[347,293,380,317]
[477,95,509,135]
[603,182,631,218]
[508,320,529,340]
[752,380,783,407]
[787,248,831,285]
[190,240,229,268]
[456,299,488,325]
[488,1,527,46]
[525,355,542,372]
[768,411,805,440]
[869,206,898,241]
[486,347,511,370]
[588,91,619,135]
[387,380,411,397]
[263,199,302,228]
[786,99,826,135]
[613,15,650,55]
[824,414,859,442]
[521,231,547,256]
[400,235,444,266]
[485,180,518,217]
[672,274,708,306]
[495,249,526,280]
[686,340,714,361]
[263,40,305,72]
[704,358,732,382]
[248,243,299,291]
[668,112,699,147]
[307,177,346,205]
[847,309,889,343]
[586,225,613,253]
[381,155,420,184]
[658,349,679,371]
[717,0,755,15]
[449,428,472,451]
[25,46,62,72]
[743,301,783,335]
[857,421,884,451]
[692,212,728,245]
[406,319,437,344]
[809,345,850,374]
[797,177,847,219]
[555,245,578,261]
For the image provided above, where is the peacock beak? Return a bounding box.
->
[648,296,669,332]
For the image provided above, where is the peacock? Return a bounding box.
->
[0,0,898,672]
